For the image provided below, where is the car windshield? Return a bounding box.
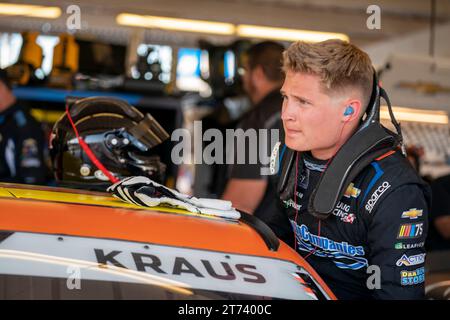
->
[0,231,330,300]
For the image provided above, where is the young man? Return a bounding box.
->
[276,40,430,299]
[0,69,48,185]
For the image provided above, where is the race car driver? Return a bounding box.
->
[0,69,48,185]
[274,39,430,299]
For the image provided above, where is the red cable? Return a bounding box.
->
[293,152,300,252]
[65,103,119,184]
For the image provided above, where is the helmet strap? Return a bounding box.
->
[65,102,119,184]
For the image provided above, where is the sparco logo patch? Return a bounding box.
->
[365,181,391,213]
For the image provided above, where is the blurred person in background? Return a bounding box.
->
[406,146,423,173]
[406,145,432,183]
[428,174,450,251]
[221,41,292,243]
[0,69,48,185]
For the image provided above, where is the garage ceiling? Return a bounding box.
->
[0,0,449,47]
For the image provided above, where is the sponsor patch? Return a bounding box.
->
[291,221,368,270]
[332,201,356,224]
[344,183,360,199]
[396,253,426,267]
[303,159,326,172]
[269,141,280,175]
[365,181,391,213]
[400,267,425,286]
[283,199,302,211]
[397,223,424,239]
[298,170,310,189]
[401,208,423,220]
[394,242,425,250]
[341,214,356,224]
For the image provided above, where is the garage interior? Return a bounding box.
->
[0,0,450,300]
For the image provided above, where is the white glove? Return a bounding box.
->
[107,176,241,219]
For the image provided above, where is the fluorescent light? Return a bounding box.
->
[381,106,449,124]
[236,24,349,42]
[116,13,350,42]
[0,3,61,19]
[116,13,235,35]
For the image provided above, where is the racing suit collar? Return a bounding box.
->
[302,152,328,173]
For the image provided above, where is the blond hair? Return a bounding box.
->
[283,39,373,107]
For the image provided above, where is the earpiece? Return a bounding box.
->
[344,106,354,116]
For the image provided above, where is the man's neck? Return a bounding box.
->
[311,125,358,160]
[311,146,339,161]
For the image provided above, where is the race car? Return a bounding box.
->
[0,182,336,300]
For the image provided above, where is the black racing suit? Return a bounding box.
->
[274,148,431,300]
[0,103,48,185]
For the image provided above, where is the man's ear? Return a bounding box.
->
[342,99,362,122]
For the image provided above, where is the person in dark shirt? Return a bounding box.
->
[428,174,450,251]
[222,41,284,226]
[0,69,48,185]
[274,40,430,299]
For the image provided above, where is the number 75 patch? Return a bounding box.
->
[397,223,423,239]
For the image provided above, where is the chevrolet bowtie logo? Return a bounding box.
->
[344,183,361,199]
[401,208,423,220]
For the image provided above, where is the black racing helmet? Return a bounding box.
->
[50,96,169,190]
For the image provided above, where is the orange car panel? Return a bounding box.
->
[0,183,336,299]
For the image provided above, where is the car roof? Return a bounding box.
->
[0,182,336,299]
[0,183,285,257]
